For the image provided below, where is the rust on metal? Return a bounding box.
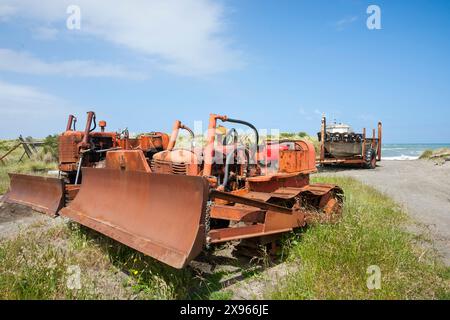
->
[210,205,265,223]
[65,184,80,202]
[203,114,228,177]
[167,120,195,151]
[320,115,326,161]
[4,110,174,222]
[247,173,311,193]
[66,114,76,131]
[60,168,209,269]
[210,190,293,214]
[4,173,65,217]
[79,111,96,149]
[105,150,151,172]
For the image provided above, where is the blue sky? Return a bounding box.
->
[0,0,449,143]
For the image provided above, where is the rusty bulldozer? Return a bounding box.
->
[3,111,169,216]
[58,113,343,269]
[4,112,343,269]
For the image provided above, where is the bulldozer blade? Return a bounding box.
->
[4,173,65,217]
[60,168,209,269]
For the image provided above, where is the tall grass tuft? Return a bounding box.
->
[419,149,433,159]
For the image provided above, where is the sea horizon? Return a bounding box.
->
[382,143,450,160]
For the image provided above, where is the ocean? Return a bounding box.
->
[382,143,450,160]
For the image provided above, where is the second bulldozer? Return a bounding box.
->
[4,111,169,216]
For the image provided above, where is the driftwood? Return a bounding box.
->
[430,153,450,159]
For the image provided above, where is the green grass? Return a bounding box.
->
[269,176,449,300]
[0,223,98,299]
[0,221,257,300]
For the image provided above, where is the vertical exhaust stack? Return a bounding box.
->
[167,120,195,152]
[66,114,77,131]
[79,111,96,150]
[203,114,227,177]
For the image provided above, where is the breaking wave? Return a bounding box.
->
[382,155,419,161]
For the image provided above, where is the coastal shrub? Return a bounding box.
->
[42,134,59,161]
[419,149,433,159]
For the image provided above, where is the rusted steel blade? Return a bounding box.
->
[60,168,209,269]
[4,173,65,217]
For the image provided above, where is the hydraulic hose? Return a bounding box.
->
[89,114,97,133]
[220,146,249,190]
[223,128,238,145]
[224,118,259,147]
[222,118,259,164]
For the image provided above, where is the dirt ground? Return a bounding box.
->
[317,160,450,266]
[0,200,53,239]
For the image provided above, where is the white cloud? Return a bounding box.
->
[0,80,65,116]
[0,0,242,76]
[298,107,322,121]
[0,48,146,79]
[336,16,358,31]
[0,80,72,138]
[32,26,58,40]
[0,4,16,19]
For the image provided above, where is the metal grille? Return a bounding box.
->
[150,159,187,175]
[58,135,79,163]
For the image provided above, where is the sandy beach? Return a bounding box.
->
[318,160,450,266]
